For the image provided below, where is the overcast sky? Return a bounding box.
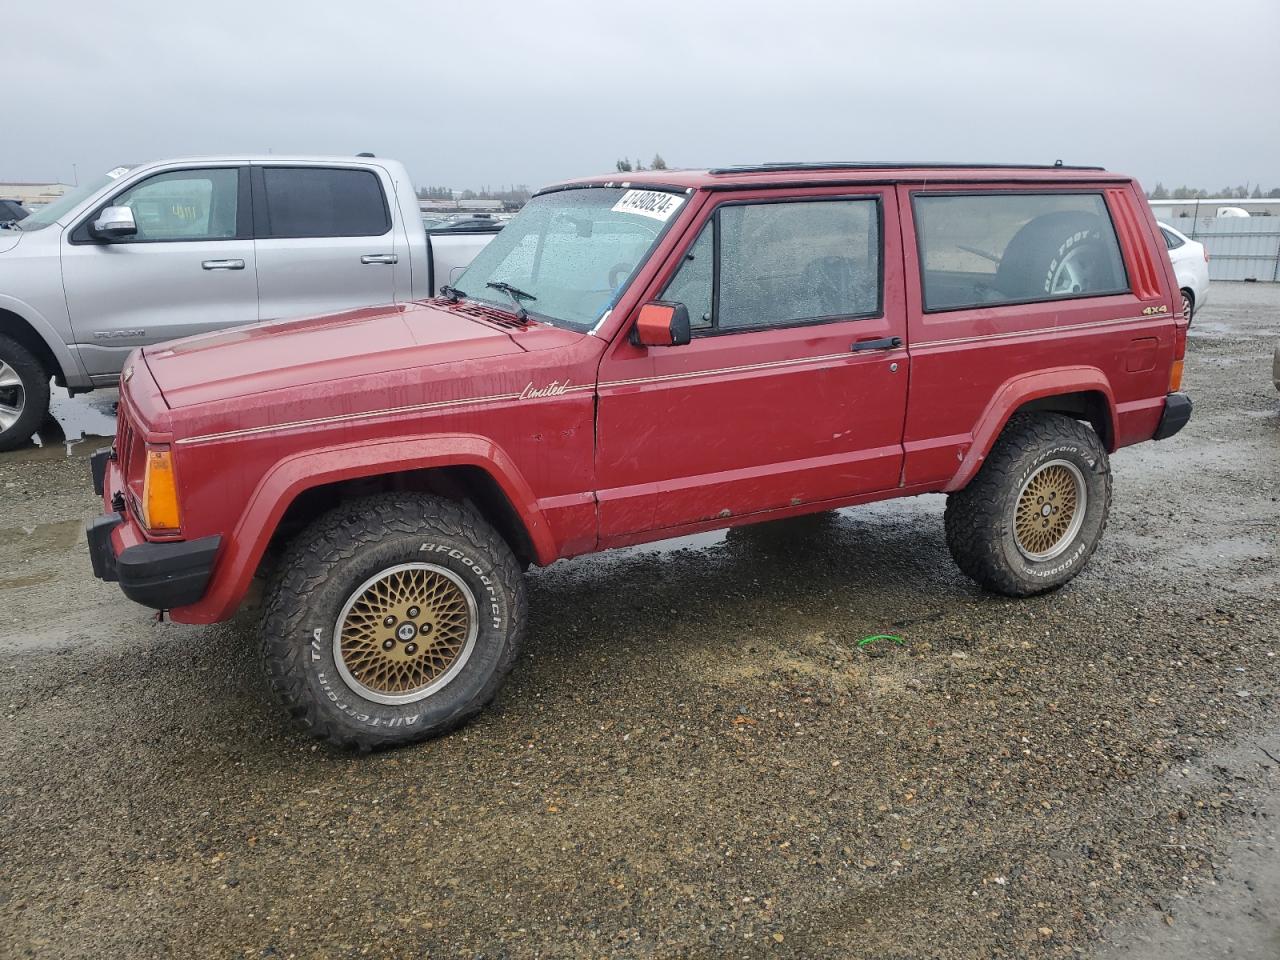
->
[8,0,1278,192]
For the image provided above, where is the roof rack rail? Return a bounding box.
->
[707,161,1107,174]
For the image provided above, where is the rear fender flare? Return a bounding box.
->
[944,366,1116,493]
[177,434,554,623]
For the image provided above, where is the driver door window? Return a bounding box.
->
[110,168,241,241]
[661,198,882,332]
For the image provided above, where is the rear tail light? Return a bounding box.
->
[141,445,182,532]
[1170,319,1187,392]
[1204,246,1210,263]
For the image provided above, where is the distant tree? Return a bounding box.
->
[1150,182,1169,200]
[1268,188,1280,199]
[616,158,633,173]
[650,153,668,170]
[1171,185,1195,199]
[1250,185,1263,198]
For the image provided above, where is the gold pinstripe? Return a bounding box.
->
[174,312,1175,446]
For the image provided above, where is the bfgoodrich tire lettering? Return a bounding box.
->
[261,493,527,749]
[944,413,1112,597]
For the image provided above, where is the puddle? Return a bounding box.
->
[7,385,118,461]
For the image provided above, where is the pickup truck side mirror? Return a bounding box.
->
[91,206,138,241]
[632,301,691,347]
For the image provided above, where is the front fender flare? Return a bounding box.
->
[171,434,555,624]
[944,366,1116,493]
[0,293,90,388]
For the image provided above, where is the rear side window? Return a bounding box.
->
[914,193,1128,312]
[1161,227,1185,250]
[259,167,390,238]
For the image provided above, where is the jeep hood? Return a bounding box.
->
[144,301,526,408]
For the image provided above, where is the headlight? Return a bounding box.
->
[141,445,181,531]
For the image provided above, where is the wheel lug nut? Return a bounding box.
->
[407,606,420,618]
[420,622,433,635]
[404,643,418,655]
[383,616,396,628]
[382,639,395,651]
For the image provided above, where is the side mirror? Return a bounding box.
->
[632,301,691,347]
[91,206,137,241]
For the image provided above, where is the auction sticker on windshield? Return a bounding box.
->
[612,190,684,222]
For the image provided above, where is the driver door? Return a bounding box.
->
[60,165,257,379]
[594,188,909,540]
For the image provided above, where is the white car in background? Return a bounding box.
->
[1158,221,1210,323]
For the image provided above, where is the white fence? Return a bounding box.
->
[1163,217,1280,282]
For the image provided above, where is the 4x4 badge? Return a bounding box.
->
[1142,305,1169,315]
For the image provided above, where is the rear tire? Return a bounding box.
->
[944,413,1111,597]
[1181,288,1195,325]
[261,493,527,750]
[0,334,50,452]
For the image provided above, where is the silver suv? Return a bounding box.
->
[0,155,493,449]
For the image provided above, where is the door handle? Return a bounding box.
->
[850,336,903,352]
[202,259,245,270]
[360,254,398,265]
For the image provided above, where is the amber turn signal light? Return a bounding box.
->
[1168,359,1184,393]
[142,445,181,531]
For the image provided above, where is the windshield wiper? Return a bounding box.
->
[485,281,537,320]
[0,220,20,231]
[439,284,466,302]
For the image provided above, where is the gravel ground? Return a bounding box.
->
[2,284,1277,959]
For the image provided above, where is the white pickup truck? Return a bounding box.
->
[0,155,497,449]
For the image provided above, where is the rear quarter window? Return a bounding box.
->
[913,192,1129,312]
[259,167,390,239]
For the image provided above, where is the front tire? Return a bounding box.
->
[261,494,527,750]
[944,413,1112,597]
[1181,288,1195,325]
[0,334,51,452]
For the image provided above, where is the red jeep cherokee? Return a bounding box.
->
[86,162,1191,749]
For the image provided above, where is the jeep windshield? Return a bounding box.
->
[451,186,685,331]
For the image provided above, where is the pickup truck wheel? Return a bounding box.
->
[0,334,50,452]
[260,494,527,750]
[944,413,1111,597]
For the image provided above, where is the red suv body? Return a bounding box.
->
[87,163,1190,748]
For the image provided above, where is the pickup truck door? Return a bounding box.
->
[251,164,399,320]
[60,165,257,379]
[595,189,909,540]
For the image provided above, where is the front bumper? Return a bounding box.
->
[1152,392,1193,441]
[86,453,220,611]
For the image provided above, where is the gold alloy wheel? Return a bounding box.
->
[332,563,478,705]
[1013,459,1087,562]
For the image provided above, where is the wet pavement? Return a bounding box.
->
[1,284,1278,959]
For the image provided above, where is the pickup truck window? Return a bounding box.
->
[914,192,1129,312]
[259,167,390,238]
[663,198,881,333]
[453,187,673,330]
[113,168,239,241]
[14,172,123,232]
